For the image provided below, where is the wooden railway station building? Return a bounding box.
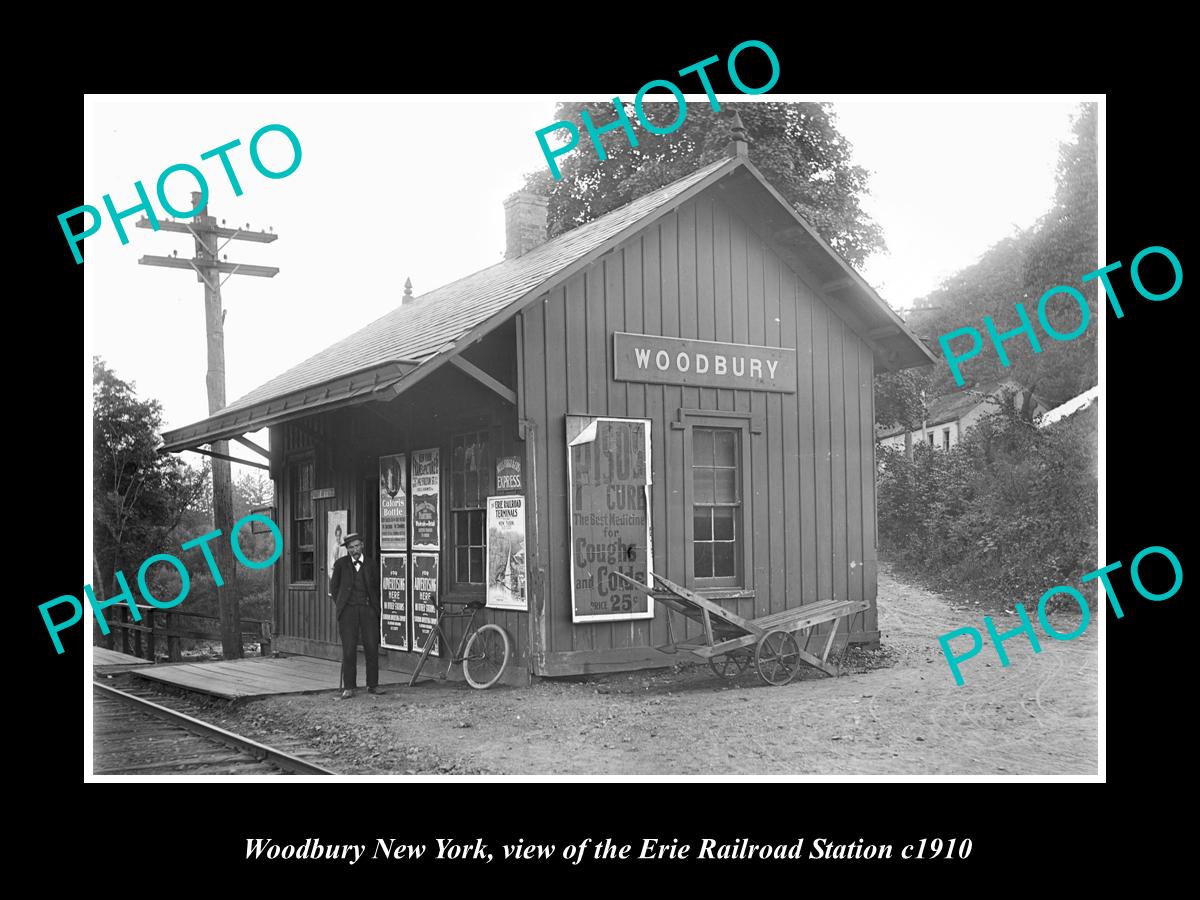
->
[162,138,934,684]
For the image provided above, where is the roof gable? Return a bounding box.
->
[163,155,934,451]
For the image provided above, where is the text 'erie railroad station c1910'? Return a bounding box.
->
[157,133,934,684]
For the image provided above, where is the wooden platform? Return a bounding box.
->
[131,656,409,700]
[93,647,154,675]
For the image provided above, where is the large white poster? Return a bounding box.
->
[567,417,654,623]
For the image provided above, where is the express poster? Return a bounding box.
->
[496,455,522,492]
[411,552,440,658]
[380,553,409,651]
[379,453,407,550]
[567,417,654,623]
[411,448,440,550]
[486,495,527,610]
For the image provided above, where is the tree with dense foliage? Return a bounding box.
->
[92,358,208,629]
[873,103,1097,430]
[525,102,885,268]
[175,468,276,622]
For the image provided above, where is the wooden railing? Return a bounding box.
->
[104,605,272,662]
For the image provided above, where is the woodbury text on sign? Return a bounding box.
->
[614,333,797,393]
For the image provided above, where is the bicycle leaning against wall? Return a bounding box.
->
[408,599,512,689]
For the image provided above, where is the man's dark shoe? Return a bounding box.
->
[339,689,354,700]
[367,686,385,695]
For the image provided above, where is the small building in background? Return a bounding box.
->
[878,379,1047,452]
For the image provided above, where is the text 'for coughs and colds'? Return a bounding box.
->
[41,514,282,653]
[939,245,1182,386]
[59,124,301,264]
[534,40,780,179]
[938,545,1183,685]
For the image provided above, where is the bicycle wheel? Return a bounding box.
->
[462,624,511,689]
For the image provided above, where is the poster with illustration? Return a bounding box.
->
[411,552,440,658]
[379,453,407,550]
[326,510,348,580]
[411,448,440,550]
[380,553,409,651]
[486,495,527,610]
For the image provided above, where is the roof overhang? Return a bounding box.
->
[159,359,419,453]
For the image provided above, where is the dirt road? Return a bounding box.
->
[193,563,1098,775]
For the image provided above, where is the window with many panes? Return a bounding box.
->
[290,458,314,582]
[692,427,742,585]
[451,430,490,586]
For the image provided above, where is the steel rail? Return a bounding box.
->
[93,681,336,775]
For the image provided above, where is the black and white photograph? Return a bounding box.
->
[81,91,1113,784]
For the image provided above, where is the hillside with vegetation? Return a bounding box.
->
[874,104,1098,608]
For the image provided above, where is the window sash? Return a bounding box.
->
[688,424,746,588]
[451,429,491,588]
[289,457,315,584]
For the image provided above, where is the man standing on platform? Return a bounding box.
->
[329,532,383,699]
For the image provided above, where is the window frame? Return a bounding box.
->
[449,429,492,591]
[681,413,753,592]
[287,453,316,587]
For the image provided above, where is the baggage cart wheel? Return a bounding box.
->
[708,650,752,679]
[755,630,801,686]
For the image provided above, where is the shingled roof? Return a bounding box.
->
[232,157,732,415]
[162,153,934,453]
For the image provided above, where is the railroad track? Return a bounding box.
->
[93,681,336,776]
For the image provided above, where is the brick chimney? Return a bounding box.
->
[503,191,549,259]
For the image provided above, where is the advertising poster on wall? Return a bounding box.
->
[496,455,522,492]
[326,509,348,580]
[379,453,407,550]
[411,552,440,658]
[411,448,440,550]
[380,553,409,651]
[567,417,654,623]
[486,495,527,610]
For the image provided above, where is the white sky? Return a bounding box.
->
[83,95,1088,470]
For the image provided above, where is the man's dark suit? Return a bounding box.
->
[329,552,381,691]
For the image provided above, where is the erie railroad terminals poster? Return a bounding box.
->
[380,553,409,651]
[379,453,407,551]
[411,448,440,551]
[326,509,348,580]
[411,552,440,658]
[486,495,527,610]
[567,417,654,623]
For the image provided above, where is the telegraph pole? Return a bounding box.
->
[137,194,279,659]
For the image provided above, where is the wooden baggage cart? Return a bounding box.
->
[613,571,869,686]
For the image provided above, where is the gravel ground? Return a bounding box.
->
[160,562,1098,776]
